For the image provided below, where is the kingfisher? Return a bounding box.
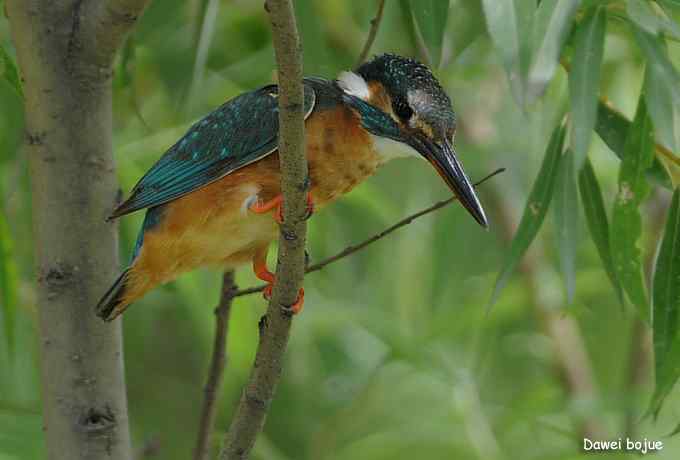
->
[96,53,487,321]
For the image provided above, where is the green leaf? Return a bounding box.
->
[448,1,485,60]
[554,149,579,303]
[650,188,680,416]
[481,0,532,106]
[596,101,635,156]
[569,6,606,169]
[489,123,566,308]
[628,0,666,35]
[595,100,672,189]
[114,36,136,90]
[527,0,580,104]
[409,0,450,68]
[633,27,680,153]
[644,62,679,174]
[0,45,23,99]
[611,97,654,322]
[627,0,680,41]
[0,210,17,353]
[652,331,680,415]
[578,158,624,305]
[658,0,680,15]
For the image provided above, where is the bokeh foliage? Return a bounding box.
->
[2,0,680,459]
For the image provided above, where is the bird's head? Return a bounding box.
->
[337,53,487,228]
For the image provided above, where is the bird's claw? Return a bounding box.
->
[262,282,304,315]
[251,192,314,224]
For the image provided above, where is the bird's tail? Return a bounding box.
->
[95,269,132,321]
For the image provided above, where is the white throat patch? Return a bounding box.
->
[371,135,422,162]
[337,71,370,101]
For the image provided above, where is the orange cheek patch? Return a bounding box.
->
[367,81,396,121]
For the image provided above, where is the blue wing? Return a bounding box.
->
[110,81,318,218]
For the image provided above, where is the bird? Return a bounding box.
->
[95,53,488,321]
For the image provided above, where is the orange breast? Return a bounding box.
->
[305,104,382,206]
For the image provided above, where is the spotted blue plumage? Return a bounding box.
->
[110,80,317,218]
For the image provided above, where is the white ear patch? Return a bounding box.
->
[337,71,370,100]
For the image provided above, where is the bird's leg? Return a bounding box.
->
[249,195,283,222]
[252,246,305,314]
[249,192,315,224]
[302,192,315,220]
[253,250,275,299]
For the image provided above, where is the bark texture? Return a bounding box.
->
[219,0,308,458]
[5,1,148,458]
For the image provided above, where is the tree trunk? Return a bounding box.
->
[5,1,148,458]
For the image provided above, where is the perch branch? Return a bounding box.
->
[218,0,307,458]
[356,0,386,66]
[233,167,506,298]
[193,271,237,460]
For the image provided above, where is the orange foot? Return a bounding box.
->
[249,192,315,224]
[253,250,305,314]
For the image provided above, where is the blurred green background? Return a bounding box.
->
[2,0,680,459]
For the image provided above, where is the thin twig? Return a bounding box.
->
[233,167,506,298]
[356,0,386,66]
[193,271,237,460]
[218,1,307,458]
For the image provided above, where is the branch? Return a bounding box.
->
[84,0,151,67]
[356,0,386,66]
[218,0,307,458]
[193,271,237,460]
[233,167,506,298]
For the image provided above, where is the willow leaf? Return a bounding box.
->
[569,6,606,169]
[650,188,680,417]
[554,149,579,303]
[595,101,672,189]
[634,26,680,153]
[489,124,565,308]
[611,97,654,322]
[409,0,449,67]
[481,0,529,106]
[578,158,624,305]
[527,0,579,103]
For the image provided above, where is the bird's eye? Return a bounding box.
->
[394,100,413,121]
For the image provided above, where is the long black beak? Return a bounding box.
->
[411,136,488,227]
